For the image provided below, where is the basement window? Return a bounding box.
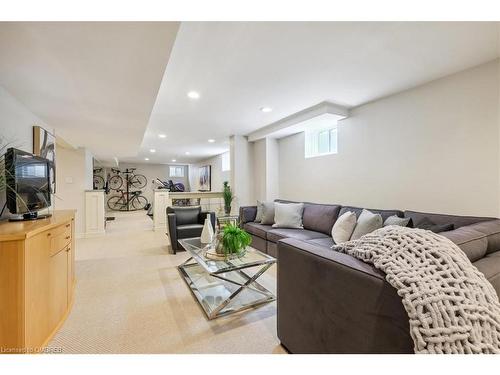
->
[222,151,230,172]
[305,126,338,158]
[169,166,184,178]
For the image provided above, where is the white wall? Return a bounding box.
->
[252,139,267,202]
[252,137,280,202]
[278,60,500,217]
[231,135,254,211]
[189,153,230,192]
[54,146,89,236]
[0,86,52,219]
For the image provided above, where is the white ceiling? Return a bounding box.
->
[0,22,498,165]
[0,22,179,160]
[139,21,499,164]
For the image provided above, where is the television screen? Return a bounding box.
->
[5,148,51,215]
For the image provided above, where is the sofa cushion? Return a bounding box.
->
[414,217,454,233]
[273,202,304,229]
[302,203,341,235]
[350,209,383,240]
[267,228,329,243]
[383,215,411,227]
[466,219,500,255]
[243,222,273,238]
[440,227,488,262]
[473,256,500,295]
[176,224,204,238]
[307,237,335,248]
[255,201,264,222]
[404,210,494,229]
[339,206,403,222]
[261,201,276,225]
[331,211,357,244]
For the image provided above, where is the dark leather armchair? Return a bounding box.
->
[167,206,216,254]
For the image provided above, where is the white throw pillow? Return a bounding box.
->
[272,202,304,229]
[260,201,276,225]
[254,201,264,222]
[350,209,383,240]
[331,211,357,244]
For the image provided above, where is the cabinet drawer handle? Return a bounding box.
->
[65,236,71,240]
[65,224,70,228]
[47,232,51,237]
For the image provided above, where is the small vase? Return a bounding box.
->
[200,214,214,244]
[224,205,231,215]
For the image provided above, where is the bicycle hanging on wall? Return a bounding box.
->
[106,168,149,211]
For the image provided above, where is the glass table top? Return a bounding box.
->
[178,237,276,274]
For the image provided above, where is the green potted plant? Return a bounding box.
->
[215,223,252,259]
[222,181,233,215]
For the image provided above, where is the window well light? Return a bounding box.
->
[208,139,215,143]
[144,158,149,161]
[260,107,272,113]
[187,91,200,99]
[171,159,176,162]
[158,134,167,138]
[185,151,190,155]
[149,149,156,153]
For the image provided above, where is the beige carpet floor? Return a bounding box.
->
[49,210,285,354]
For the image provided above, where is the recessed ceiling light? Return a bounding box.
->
[158,134,167,138]
[260,107,272,113]
[208,139,215,143]
[171,159,176,162]
[144,158,149,161]
[185,151,190,155]
[149,149,156,153]
[187,91,200,99]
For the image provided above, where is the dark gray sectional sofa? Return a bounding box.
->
[239,200,500,353]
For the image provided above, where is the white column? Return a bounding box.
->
[153,189,172,251]
[230,135,254,213]
[265,137,280,201]
[84,190,105,237]
[153,189,171,231]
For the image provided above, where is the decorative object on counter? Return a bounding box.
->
[223,181,234,215]
[200,213,215,244]
[199,165,211,191]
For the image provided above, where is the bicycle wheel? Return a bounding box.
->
[130,174,147,189]
[93,175,105,190]
[107,196,125,211]
[131,195,148,210]
[108,175,123,191]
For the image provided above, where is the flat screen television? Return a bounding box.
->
[5,147,52,221]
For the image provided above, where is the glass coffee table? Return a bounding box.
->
[178,237,276,319]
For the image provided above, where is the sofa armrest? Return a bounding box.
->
[239,205,257,225]
[199,211,216,229]
[167,213,178,252]
[277,238,413,354]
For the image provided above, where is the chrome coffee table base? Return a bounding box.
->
[178,255,276,320]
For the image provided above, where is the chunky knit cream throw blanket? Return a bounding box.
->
[333,225,500,354]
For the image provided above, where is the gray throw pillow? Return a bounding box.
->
[260,201,275,225]
[350,209,383,240]
[331,211,357,244]
[383,215,411,227]
[254,201,264,222]
[272,202,304,229]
